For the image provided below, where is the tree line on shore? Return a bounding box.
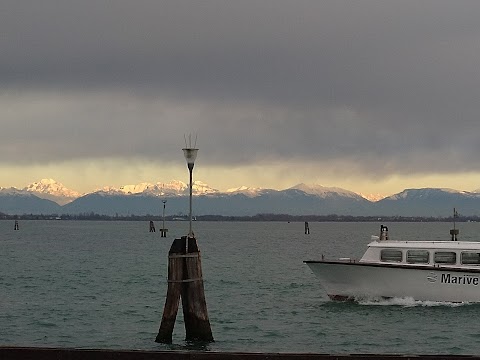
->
[0,212,477,222]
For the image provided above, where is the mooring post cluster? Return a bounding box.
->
[156,235,213,343]
[149,221,156,232]
[156,138,213,343]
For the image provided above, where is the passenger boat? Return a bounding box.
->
[305,223,480,302]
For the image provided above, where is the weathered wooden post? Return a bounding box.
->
[156,137,213,343]
[156,235,213,343]
[156,237,185,343]
[149,220,156,232]
[182,236,213,341]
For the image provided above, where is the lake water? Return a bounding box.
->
[1,220,480,355]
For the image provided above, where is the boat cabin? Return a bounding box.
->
[357,224,480,268]
[360,237,480,269]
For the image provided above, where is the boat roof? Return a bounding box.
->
[368,239,480,251]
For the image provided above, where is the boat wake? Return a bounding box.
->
[357,296,470,307]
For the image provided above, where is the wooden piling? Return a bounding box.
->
[450,229,459,241]
[182,237,213,342]
[156,236,213,343]
[156,237,185,344]
[149,221,156,232]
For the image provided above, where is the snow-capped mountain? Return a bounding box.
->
[384,187,471,201]
[0,186,62,214]
[0,187,29,196]
[290,183,365,200]
[115,180,188,195]
[23,178,81,205]
[0,179,80,207]
[96,180,218,196]
[4,178,480,217]
[373,188,480,217]
[360,193,387,202]
[225,186,268,197]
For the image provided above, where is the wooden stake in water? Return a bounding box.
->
[149,221,156,232]
[156,237,185,343]
[156,236,213,343]
[182,236,213,341]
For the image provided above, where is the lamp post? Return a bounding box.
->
[182,147,198,241]
[157,141,213,344]
[162,200,167,229]
[160,200,168,237]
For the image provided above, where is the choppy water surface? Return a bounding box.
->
[2,220,480,355]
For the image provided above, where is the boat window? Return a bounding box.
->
[461,252,480,265]
[434,251,457,264]
[406,250,429,264]
[380,249,402,262]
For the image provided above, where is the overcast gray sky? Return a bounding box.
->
[1,0,480,195]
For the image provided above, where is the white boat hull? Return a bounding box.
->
[305,261,480,303]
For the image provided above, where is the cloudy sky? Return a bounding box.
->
[2,0,480,196]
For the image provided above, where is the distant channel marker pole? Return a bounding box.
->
[156,139,213,344]
[160,200,168,237]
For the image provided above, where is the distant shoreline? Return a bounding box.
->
[0,213,476,222]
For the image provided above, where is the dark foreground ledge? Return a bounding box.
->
[1,347,480,360]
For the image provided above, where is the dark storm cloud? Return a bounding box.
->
[1,0,480,178]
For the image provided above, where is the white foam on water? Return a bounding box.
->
[356,296,470,307]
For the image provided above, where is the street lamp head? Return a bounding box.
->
[182,148,198,169]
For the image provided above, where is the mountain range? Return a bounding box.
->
[1,178,480,217]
